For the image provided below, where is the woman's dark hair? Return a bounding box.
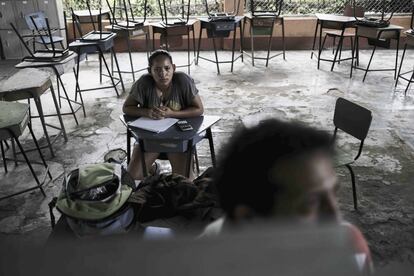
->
[215,118,333,218]
[148,49,173,68]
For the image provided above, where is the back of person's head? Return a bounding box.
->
[215,119,338,223]
[148,49,173,69]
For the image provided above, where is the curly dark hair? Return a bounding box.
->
[215,118,334,219]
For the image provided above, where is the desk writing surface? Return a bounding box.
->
[122,115,220,141]
[73,9,111,18]
[315,14,357,23]
[15,51,77,67]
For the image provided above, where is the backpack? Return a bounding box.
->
[49,163,136,237]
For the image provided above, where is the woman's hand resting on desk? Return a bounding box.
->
[159,106,175,118]
[145,107,175,119]
[146,107,166,120]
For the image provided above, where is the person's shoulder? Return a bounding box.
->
[173,72,193,84]
[131,73,153,91]
[136,73,154,84]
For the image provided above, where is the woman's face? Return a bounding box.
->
[150,56,176,89]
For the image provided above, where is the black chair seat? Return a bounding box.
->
[324,29,356,37]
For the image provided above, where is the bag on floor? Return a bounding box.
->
[49,163,136,237]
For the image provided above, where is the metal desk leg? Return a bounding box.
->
[311,20,319,59]
[111,47,125,93]
[230,23,237,72]
[187,27,191,75]
[1,141,7,173]
[196,26,203,65]
[126,34,136,83]
[282,18,286,60]
[317,21,323,69]
[192,26,196,60]
[194,148,200,175]
[99,52,103,84]
[32,96,54,157]
[265,21,275,67]
[240,18,244,62]
[52,67,79,125]
[185,140,194,178]
[250,20,255,66]
[48,84,68,142]
[28,122,52,180]
[206,127,216,167]
[74,51,81,101]
[350,34,357,78]
[395,33,400,80]
[0,131,47,200]
[138,139,148,177]
[363,37,378,82]
[97,47,119,97]
[127,128,131,164]
[331,29,345,71]
[404,69,414,95]
[57,75,62,108]
[396,43,407,87]
[212,35,220,74]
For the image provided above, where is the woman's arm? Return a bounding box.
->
[122,94,164,119]
[161,95,204,119]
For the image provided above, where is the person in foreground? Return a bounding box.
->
[123,50,204,180]
[201,118,373,273]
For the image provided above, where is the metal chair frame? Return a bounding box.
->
[152,0,196,74]
[395,4,414,95]
[243,0,285,67]
[0,103,52,201]
[332,97,372,210]
[318,4,364,72]
[196,0,244,74]
[24,11,65,52]
[10,23,81,127]
[106,0,150,82]
[70,3,125,112]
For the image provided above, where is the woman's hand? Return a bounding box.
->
[146,107,165,119]
[160,106,175,118]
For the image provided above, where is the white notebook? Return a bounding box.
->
[128,117,179,133]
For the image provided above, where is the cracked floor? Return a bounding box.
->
[0,49,414,268]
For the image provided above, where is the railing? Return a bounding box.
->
[63,0,413,16]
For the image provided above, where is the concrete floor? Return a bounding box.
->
[1,49,414,268]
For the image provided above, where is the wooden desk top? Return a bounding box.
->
[0,102,29,130]
[73,9,111,17]
[315,14,357,23]
[15,51,77,69]
[0,68,51,94]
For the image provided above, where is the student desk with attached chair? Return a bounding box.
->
[311,14,358,72]
[121,115,220,178]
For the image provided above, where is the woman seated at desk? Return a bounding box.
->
[122,50,204,180]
